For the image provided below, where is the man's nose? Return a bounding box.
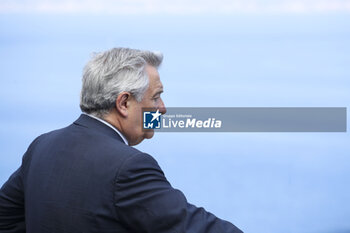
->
[159,99,167,115]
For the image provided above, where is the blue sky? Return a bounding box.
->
[1,0,350,14]
[0,1,350,232]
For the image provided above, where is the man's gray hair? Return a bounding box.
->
[80,47,163,118]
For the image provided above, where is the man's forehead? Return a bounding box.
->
[152,80,163,94]
[147,66,163,89]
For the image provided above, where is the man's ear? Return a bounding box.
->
[115,92,130,117]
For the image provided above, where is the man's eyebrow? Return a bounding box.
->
[153,90,163,97]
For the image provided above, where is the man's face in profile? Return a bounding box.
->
[126,65,166,146]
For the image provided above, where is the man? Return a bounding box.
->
[0,48,243,233]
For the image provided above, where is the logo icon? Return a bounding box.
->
[143,109,162,129]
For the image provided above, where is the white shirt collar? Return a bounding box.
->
[83,113,128,145]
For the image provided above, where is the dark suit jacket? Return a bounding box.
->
[0,114,243,233]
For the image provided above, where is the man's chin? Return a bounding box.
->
[128,131,154,146]
[144,130,154,139]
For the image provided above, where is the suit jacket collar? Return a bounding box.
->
[73,114,126,144]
